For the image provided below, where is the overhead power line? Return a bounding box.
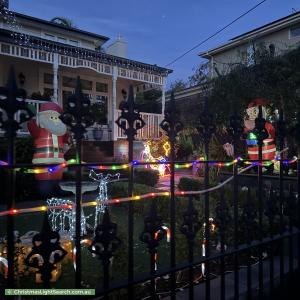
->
[165,0,268,67]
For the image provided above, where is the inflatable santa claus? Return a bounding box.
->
[27,102,68,180]
[244,99,276,161]
[223,99,276,161]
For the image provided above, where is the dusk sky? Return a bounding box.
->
[10,0,300,87]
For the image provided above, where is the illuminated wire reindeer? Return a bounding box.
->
[46,198,91,237]
[89,170,120,227]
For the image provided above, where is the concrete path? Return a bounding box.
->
[156,170,201,191]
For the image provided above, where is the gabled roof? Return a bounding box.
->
[13,11,109,42]
[199,11,300,58]
[231,11,300,41]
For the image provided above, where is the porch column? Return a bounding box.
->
[111,66,118,141]
[53,53,59,104]
[161,77,166,116]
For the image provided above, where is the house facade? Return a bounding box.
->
[0,1,171,160]
[199,11,300,78]
[166,11,300,117]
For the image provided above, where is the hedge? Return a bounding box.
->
[134,168,159,187]
[177,177,203,191]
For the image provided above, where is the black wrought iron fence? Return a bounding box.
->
[0,68,299,300]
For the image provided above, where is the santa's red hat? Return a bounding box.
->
[39,102,63,114]
[248,98,269,108]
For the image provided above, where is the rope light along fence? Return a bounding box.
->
[0,149,295,218]
[0,148,295,174]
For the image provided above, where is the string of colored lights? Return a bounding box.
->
[0,148,295,174]
[0,149,294,218]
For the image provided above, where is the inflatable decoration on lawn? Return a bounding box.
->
[223,99,276,164]
[27,102,69,180]
[140,141,170,177]
[244,99,276,161]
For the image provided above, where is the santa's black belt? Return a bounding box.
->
[35,147,64,153]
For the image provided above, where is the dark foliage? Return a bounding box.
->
[209,44,300,126]
[135,89,162,114]
[134,168,159,187]
[177,177,203,191]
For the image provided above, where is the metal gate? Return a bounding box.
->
[0,69,299,299]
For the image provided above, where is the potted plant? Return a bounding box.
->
[90,101,108,140]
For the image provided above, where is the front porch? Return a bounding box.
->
[0,58,164,149]
[0,98,163,142]
[0,34,168,144]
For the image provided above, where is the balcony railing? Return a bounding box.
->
[0,99,162,141]
[0,38,166,85]
[116,109,163,140]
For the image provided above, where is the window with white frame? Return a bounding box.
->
[246,45,255,66]
[69,39,79,46]
[290,26,300,38]
[96,82,108,93]
[57,36,67,44]
[44,33,56,41]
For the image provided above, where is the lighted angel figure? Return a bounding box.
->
[140,141,170,177]
[89,170,120,227]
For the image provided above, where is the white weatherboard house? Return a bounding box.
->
[0,1,171,160]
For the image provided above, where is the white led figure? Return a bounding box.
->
[46,198,91,237]
[140,141,169,177]
[89,170,120,227]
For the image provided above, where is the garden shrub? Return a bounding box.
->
[0,137,34,163]
[109,182,155,198]
[134,168,159,187]
[177,177,203,191]
[176,133,194,160]
[62,168,130,182]
[108,182,156,214]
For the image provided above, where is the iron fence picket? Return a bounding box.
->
[279,131,285,291]
[267,187,275,297]
[246,188,252,300]
[287,185,294,277]
[233,151,239,300]
[298,159,300,273]
[75,140,82,288]
[116,85,146,299]
[170,128,176,300]
[219,188,226,300]
[160,91,183,300]
[0,68,34,288]
[204,141,211,300]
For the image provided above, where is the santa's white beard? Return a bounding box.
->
[39,114,67,136]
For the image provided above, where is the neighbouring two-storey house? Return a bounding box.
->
[0,0,171,161]
[199,11,300,77]
[167,11,300,110]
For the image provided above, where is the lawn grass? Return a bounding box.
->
[0,183,173,289]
